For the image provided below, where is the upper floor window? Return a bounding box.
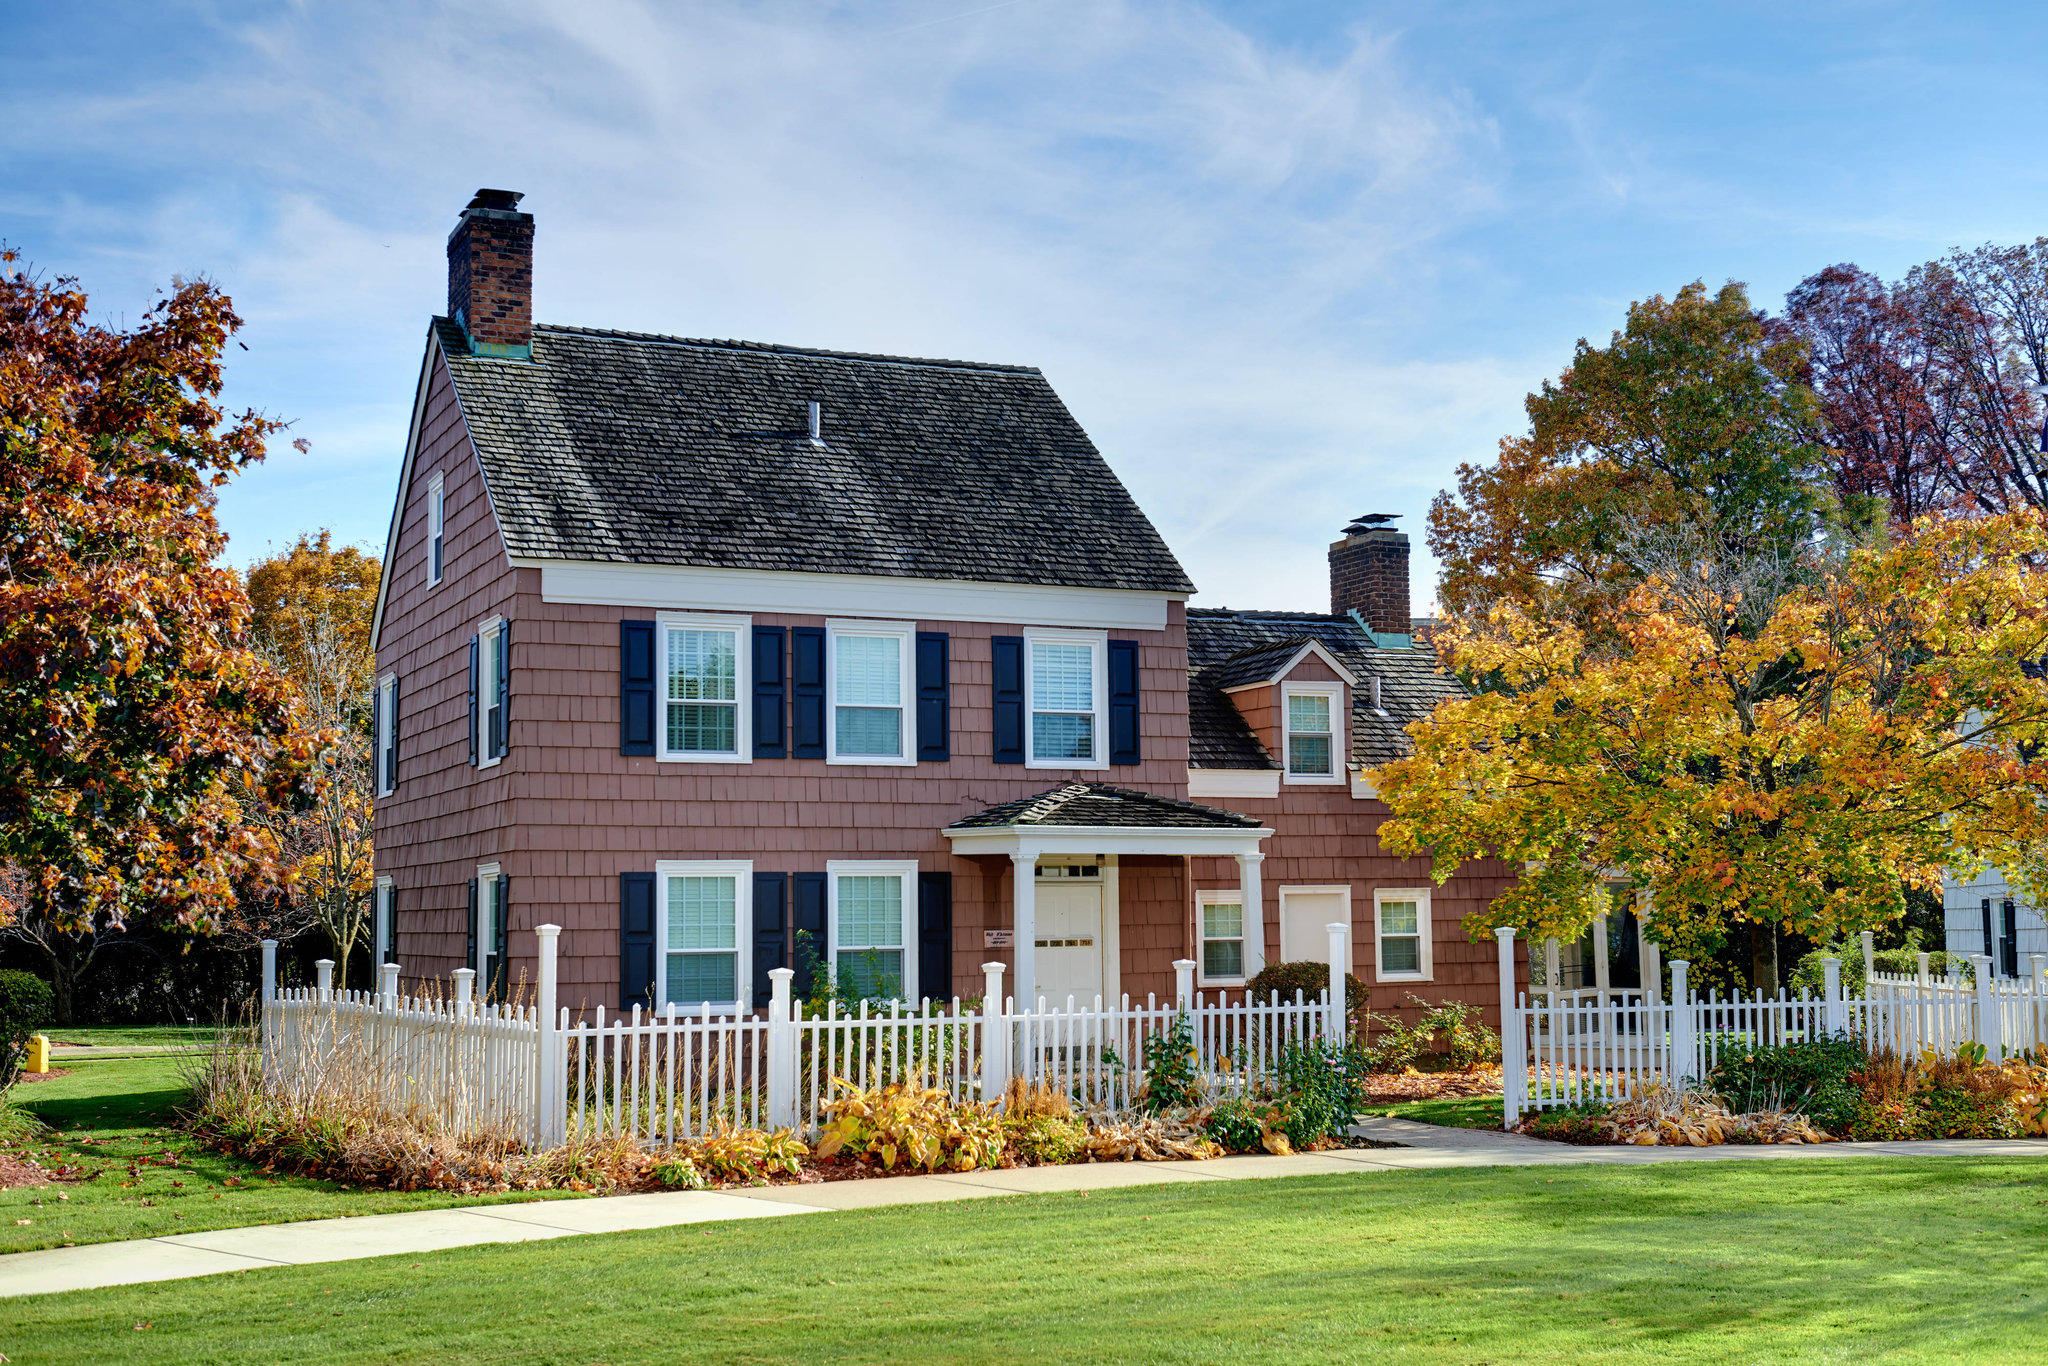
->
[661,613,749,762]
[828,620,914,765]
[427,471,445,587]
[1282,683,1343,784]
[476,618,506,768]
[1027,631,1106,769]
[828,860,917,999]
[375,674,397,797]
[657,860,749,1012]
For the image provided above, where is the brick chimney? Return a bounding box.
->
[447,189,533,359]
[1329,514,1411,639]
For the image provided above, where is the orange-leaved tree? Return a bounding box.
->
[1375,511,2048,991]
[0,254,321,1019]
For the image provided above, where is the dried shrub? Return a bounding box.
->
[1079,1106,1222,1161]
[814,1078,1005,1172]
[687,1123,807,1184]
[1518,1085,1833,1146]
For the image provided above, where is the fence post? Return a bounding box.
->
[1494,927,1521,1129]
[535,924,561,1146]
[981,962,1009,1102]
[379,961,400,1010]
[259,938,279,1086]
[315,959,334,999]
[1823,957,1845,1036]
[452,968,476,1014]
[260,939,278,1004]
[1669,960,1696,1086]
[764,966,796,1128]
[1173,958,1195,1011]
[1859,931,1875,985]
[1325,922,1348,1045]
[1972,953,2002,1057]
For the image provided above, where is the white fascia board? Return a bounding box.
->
[1187,768,1280,799]
[1349,771,1378,800]
[944,824,1273,858]
[518,558,1177,632]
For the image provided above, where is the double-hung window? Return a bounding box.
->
[427,471,445,587]
[660,614,749,761]
[827,620,913,764]
[1282,683,1343,783]
[828,860,917,1000]
[1196,890,1246,985]
[375,674,397,797]
[476,862,503,990]
[476,618,506,767]
[656,860,750,1011]
[373,876,394,965]
[1374,888,1432,981]
[1026,630,1106,768]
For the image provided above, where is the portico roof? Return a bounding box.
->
[944,783,1270,857]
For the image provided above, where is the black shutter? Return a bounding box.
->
[1983,898,1995,958]
[992,636,1024,765]
[491,876,510,998]
[2002,899,2019,979]
[467,635,480,768]
[918,871,953,1005]
[792,871,827,998]
[620,871,657,1009]
[466,877,480,974]
[387,676,399,790]
[382,884,397,965]
[493,622,510,759]
[620,620,656,757]
[753,626,787,759]
[753,872,788,1009]
[791,627,826,760]
[370,683,382,793]
[1107,638,1141,766]
[916,632,950,762]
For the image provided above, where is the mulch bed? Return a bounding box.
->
[1357,1065,1502,1105]
[0,1152,64,1191]
[13,1069,70,1085]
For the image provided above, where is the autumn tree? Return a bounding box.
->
[245,530,380,716]
[1377,512,2048,992]
[1430,280,1828,627]
[0,255,319,1020]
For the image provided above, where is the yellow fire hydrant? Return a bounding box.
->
[25,1033,50,1074]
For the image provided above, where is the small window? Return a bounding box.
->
[375,674,397,797]
[1197,891,1246,984]
[829,861,917,1000]
[427,472,445,587]
[476,620,505,768]
[1283,683,1343,783]
[1027,632,1105,768]
[828,621,913,764]
[476,863,502,989]
[656,861,750,1011]
[660,616,748,761]
[1374,888,1432,981]
[373,876,394,965]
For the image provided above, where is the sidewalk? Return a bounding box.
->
[5,1120,2044,1300]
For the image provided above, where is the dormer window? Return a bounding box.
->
[1282,682,1344,784]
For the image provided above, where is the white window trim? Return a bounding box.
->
[373,875,393,959]
[476,862,502,982]
[826,859,919,1000]
[825,618,916,766]
[653,859,752,1015]
[427,471,445,589]
[1373,886,1433,983]
[1282,681,1345,785]
[656,611,752,764]
[1195,887,1249,988]
[1279,884,1352,965]
[475,616,505,771]
[375,673,397,797]
[1024,628,1108,771]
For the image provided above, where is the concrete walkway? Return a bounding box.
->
[5,1122,2044,1300]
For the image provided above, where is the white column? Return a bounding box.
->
[981,962,1010,1100]
[535,923,561,1145]
[1011,852,1038,1008]
[1325,922,1349,1044]
[1236,851,1266,983]
[314,959,334,999]
[1544,937,1561,995]
[766,966,796,1128]
[1669,960,1696,1085]
[1495,927,1521,1127]
[1822,957,1846,1036]
[1860,930,1876,985]
[1638,915,1662,1008]
[1972,953,2002,1058]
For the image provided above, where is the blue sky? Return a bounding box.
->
[9,1,2047,610]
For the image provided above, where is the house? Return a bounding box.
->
[1943,867,2048,980]
[367,189,1523,1025]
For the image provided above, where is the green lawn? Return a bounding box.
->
[45,1024,227,1049]
[1,1056,578,1253]
[5,1158,2044,1363]
[1361,1093,1505,1129]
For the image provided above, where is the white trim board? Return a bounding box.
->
[518,558,1178,632]
[1187,768,1280,799]
[945,824,1272,859]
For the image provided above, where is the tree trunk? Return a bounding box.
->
[1749,920,1779,995]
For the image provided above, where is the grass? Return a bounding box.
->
[5,1157,2046,1362]
[44,1024,226,1049]
[1360,1093,1505,1129]
[0,1056,578,1254]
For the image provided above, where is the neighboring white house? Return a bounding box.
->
[1944,867,2048,979]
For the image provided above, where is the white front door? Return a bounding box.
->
[1279,887,1350,967]
[1035,880,1106,1007]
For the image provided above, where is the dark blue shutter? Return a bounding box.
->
[493,623,510,759]
[916,632,950,762]
[370,684,382,792]
[466,877,480,974]
[753,626,787,759]
[620,871,657,1009]
[1983,898,1995,958]
[620,620,656,757]
[791,627,826,760]
[491,876,511,998]
[792,872,827,998]
[386,676,399,790]
[2002,899,2019,979]
[753,872,788,1009]
[1107,638,1140,766]
[992,636,1024,765]
[467,635,480,767]
[918,871,953,1005]
[382,884,397,965]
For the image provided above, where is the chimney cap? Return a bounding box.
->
[1343,512,1400,535]
[464,188,525,213]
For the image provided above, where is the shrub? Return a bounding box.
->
[1136,1012,1202,1113]
[1709,1033,1866,1132]
[1849,1096,1924,1141]
[1522,1105,1610,1144]
[814,1079,1005,1172]
[0,970,53,1089]
[686,1124,808,1184]
[646,1154,707,1190]
[1357,996,1502,1072]
[1918,1087,2020,1139]
[1246,962,1369,1033]
[1006,1112,1088,1164]
[1273,1038,1373,1148]
[1200,1096,1270,1154]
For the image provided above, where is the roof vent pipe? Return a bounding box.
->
[808,401,825,448]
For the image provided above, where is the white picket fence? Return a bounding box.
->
[260,922,1348,1149]
[1493,929,2048,1125]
